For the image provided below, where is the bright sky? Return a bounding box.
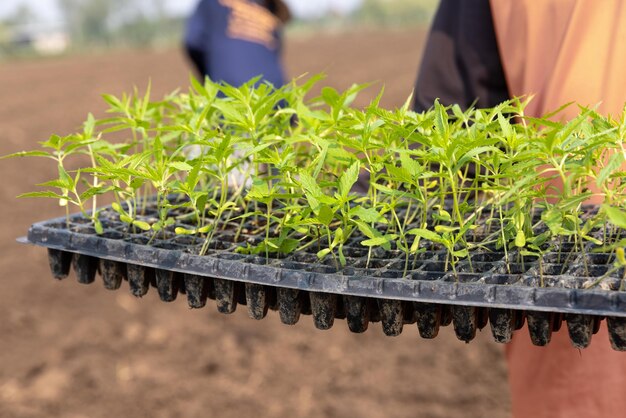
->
[0,0,363,23]
[0,0,197,23]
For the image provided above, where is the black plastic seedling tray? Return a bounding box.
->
[21,207,626,351]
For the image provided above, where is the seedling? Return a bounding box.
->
[5,75,626,286]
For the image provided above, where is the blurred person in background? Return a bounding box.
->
[184,0,291,87]
[415,1,626,417]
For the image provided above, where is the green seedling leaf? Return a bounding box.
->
[94,218,104,235]
[434,225,458,234]
[17,191,68,200]
[399,151,421,175]
[433,100,449,139]
[582,235,603,245]
[339,161,360,198]
[198,225,212,234]
[350,206,385,224]
[407,228,444,243]
[331,227,344,249]
[132,220,151,231]
[339,247,346,267]
[120,214,133,224]
[278,238,300,254]
[299,171,323,197]
[515,230,526,248]
[604,205,626,229]
[361,234,397,247]
[353,220,379,240]
[168,161,193,172]
[616,248,626,266]
[452,249,469,258]
[318,204,335,226]
[175,227,195,235]
[1,150,50,159]
[111,202,123,213]
[596,152,624,187]
[317,248,331,259]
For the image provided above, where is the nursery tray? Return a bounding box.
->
[21,209,626,351]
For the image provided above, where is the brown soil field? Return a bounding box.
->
[0,29,511,418]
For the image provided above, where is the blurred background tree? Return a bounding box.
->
[0,0,436,59]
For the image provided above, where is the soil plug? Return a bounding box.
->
[310,292,337,330]
[414,302,441,339]
[566,314,594,349]
[607,317,626,351]
[100,259,125,290]
[277,288,301,325]
[378,299,404,336]
[126,264,151,297]
[489,308,515,343]
[154,269,180,302]
[47,249,72,280]
[526,311,554,346]
[72,253,98,284]
[214,278,237,314]
[184,274,208,308]
[452,306,478,342]
[343,296,369,333]
[245,283,268,320]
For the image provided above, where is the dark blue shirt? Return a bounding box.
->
[184,0,285,87]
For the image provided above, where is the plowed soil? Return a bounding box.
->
[0,29,511,418]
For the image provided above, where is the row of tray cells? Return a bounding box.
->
[46,249,626,351]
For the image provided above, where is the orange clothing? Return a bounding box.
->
[491,0,626,120]
[490,1,626,417]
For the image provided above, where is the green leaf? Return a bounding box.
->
[407,228,443,243]
[339,161,360,198]
[433,99,449,139]
[603,205,626,229]
[0,150,50,160]
[299,171,322,197]
[17,191,67,200]
[434,225,458,234]
[354,220,380,240]
[361,234,397,247]
[278,238,299,254]
[317,248,331,259]
[102,94,124,111]
[455,146,500,172]
[339,247,346,267]
[318,204,335,226]
[132,220,151,231]
[168,161,193,172]
[321,86,340,106]
[399,151,420,175]
[452,249,469,258]
[515,230,526,247]
[350,206,385,223]
[111,202,123,213]
[331,227,343,249]
[616,248,626,266]
[498,112,513,139]
[175,227,196,235]
[94,218,104,235]
[596,152,624,187]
